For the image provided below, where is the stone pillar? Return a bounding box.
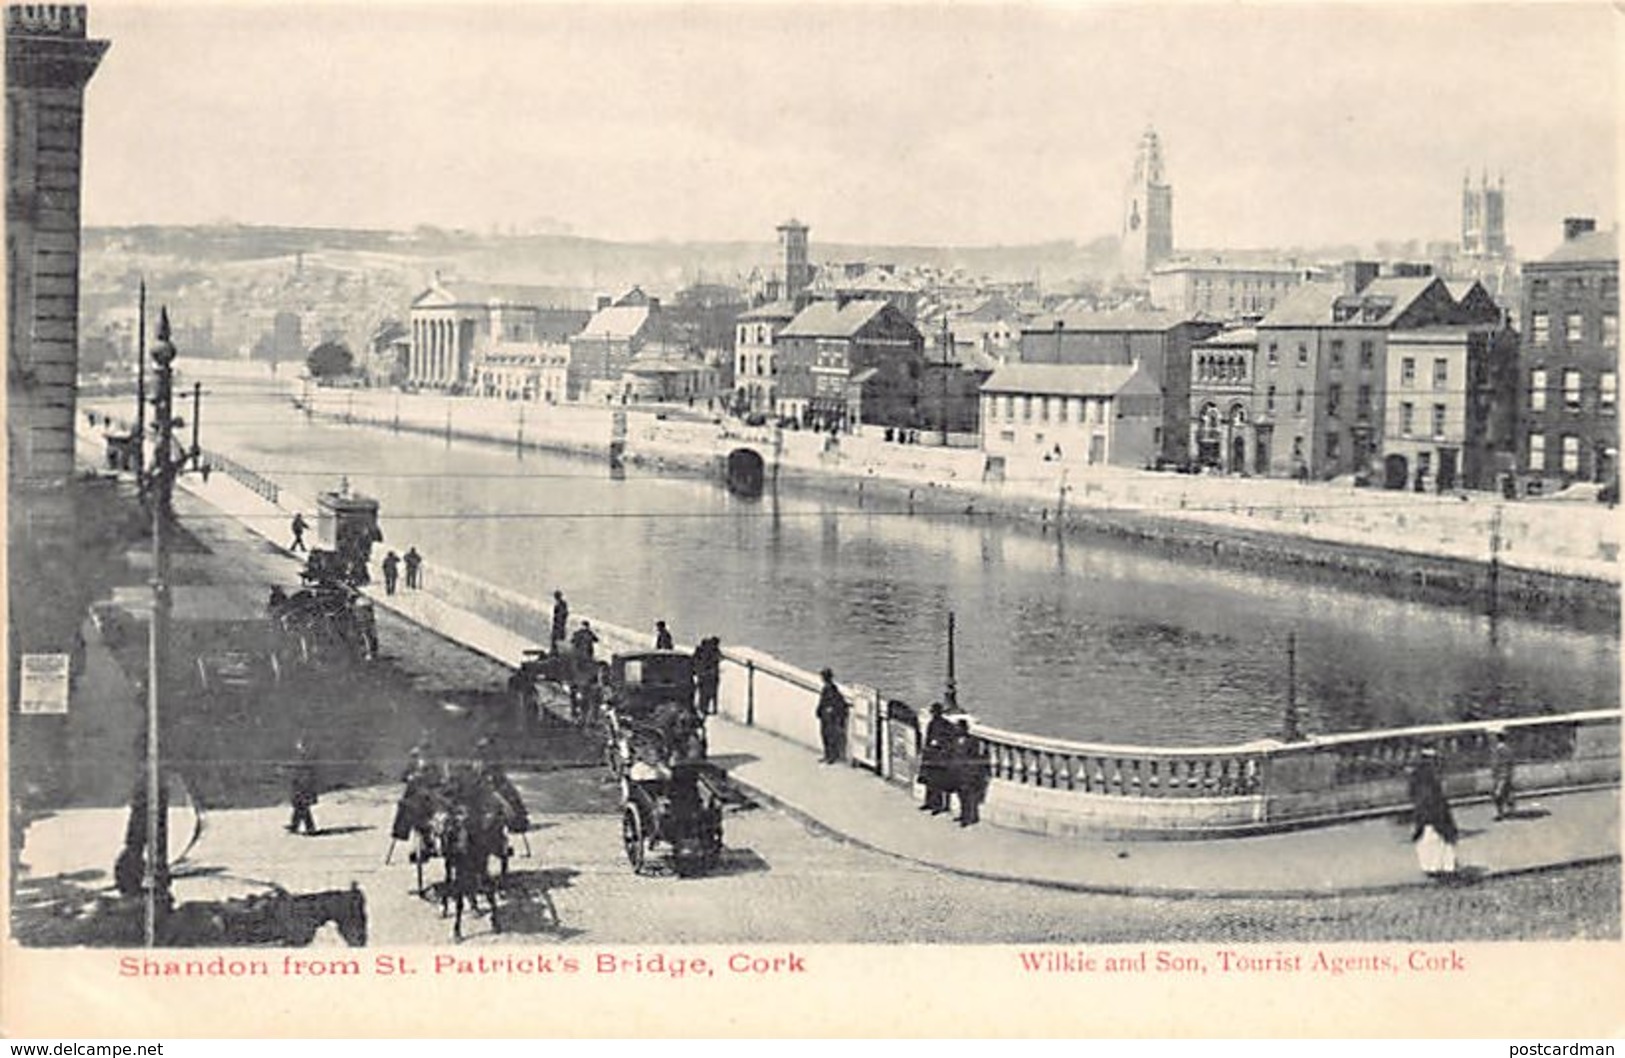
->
[6,6,108,487]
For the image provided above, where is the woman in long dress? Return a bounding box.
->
[1408,749,1459,876]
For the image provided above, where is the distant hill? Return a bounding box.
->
[83,223,1124,298]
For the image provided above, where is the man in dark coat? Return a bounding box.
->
[654,620,674,650]
[550,591,569,653]
[947,719,988,826]
[290,513,309,553]
[693,637,722,716]
[814,668,850,764]
[381,550,401,595]
[287,739,319,835]
[919,702,955,814]
[403,547,423,589]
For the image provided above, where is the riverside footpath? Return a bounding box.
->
[165,460,1621,900]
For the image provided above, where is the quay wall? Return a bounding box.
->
[292,388,1620,621]
[80,407,1622,841]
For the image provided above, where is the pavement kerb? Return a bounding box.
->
[722,759,1622,901]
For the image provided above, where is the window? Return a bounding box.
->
[1327,383,1341,417]
[1565,276,1587,296]
[1562,435,1580,474]
[1295,388,1305,415]
[1528,277,1548,299]
[1432,404,1446,439]
[1326,432,1341,462]
[1432,358,1448,390]
[1400,402,1415,437]
[1058,398,1069,423]
[1357,383,1372,417]
[1359,340,1375,369]
[1604,315,1617,348]
[1291,436,1304,460]
[1602,372,1617,412]
[1093,399,1105,424]
[1266,385,1276,414]
[1267,343,1279,367]
[1401,357,1416,386]
[1531,368,1548,412]
[1566,313,1584,343]
[1296,342,1309,366]
[1531,312,1549,346]
[1040,397,1051,422]
[1529,432,1546,471]
[738,354,748,375]
[1329,339,1345,368]
[1022,396,1032,421]
[1563,368,1582,409]
[1002,395,1014,419]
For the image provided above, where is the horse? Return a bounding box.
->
[163,883,368,947]
[437,794,508,941]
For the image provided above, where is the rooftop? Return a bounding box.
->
[579,305,653,340]
[1534,228,1619,266]
[1026,307,1205,333]
[779,299,890,339]
[982,362,1158,398]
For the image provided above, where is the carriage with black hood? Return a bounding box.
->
[604,650,725,877]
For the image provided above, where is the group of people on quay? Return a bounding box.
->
[918,701,989,827]
[379,546,422,595]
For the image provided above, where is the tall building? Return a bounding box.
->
[6,4,108,486]
[1461,171,1507,257]
[1518,218,1619,489]
[777,218,813,304]
[1120,126,1174,280]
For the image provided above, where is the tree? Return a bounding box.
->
[306,340,355,379]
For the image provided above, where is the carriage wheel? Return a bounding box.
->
[621,805,647,873]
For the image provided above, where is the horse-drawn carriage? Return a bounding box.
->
[390,749,531,940]
[267,550,380,669]
[604,651,724,877]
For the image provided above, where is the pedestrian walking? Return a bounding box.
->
[693,636,722,715]
[947,718,988,826]
[403,546,422,589]
[287,739,319,836]
[1490,729,1517,820]
[381,550,401,595]
[918,702,955,814]
[289,512,309,553]
[550,590,569,654]
[654,620,674,650]
[1408,747,1459,877]
[814,668,850,764]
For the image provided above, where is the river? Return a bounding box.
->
[191,384,1619,747]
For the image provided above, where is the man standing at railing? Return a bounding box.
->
[550,590,569,654]
[815,668,850,765]
[404,546,423,590]
[693,636,722,716]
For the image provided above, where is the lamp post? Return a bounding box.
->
[944,611,959,712]
[144,307,178,945]
[135,280,146,492]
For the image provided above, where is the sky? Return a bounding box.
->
[80,2,1621,255]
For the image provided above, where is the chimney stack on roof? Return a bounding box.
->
[1563,217,1597,242]
[1341,260,1379,295]
[596,295,612,311]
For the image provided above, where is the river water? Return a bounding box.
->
[196,386,1619,747]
